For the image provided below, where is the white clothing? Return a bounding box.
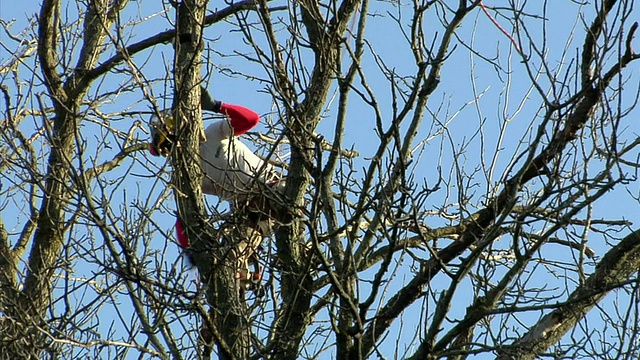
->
[199,120,276,201]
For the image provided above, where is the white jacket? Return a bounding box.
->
[200,120,277,201]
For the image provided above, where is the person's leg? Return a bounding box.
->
[228,224,262,290]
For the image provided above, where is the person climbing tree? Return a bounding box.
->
[148,87,283,291]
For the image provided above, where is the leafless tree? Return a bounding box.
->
[2,0,640,359]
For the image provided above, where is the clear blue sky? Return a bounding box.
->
[2,1,639,359]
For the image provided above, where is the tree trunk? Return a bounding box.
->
[172,0,251,358]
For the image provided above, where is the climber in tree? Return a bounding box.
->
[149,87,283,290]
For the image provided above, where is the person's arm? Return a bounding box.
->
[201,88,259,136]
[219,103,259,136]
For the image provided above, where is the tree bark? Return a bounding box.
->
[496,229,640,360]
[171,0,251,358]
[1,1,126,358]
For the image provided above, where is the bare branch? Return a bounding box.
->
[497,229,640,360]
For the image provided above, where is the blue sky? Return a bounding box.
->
[2,1,640,359]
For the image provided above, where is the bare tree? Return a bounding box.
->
[2,0,640,359]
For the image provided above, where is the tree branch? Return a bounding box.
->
[496,229,640,360]
[83,0,261,83]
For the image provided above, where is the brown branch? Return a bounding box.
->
[601,21,640,87]
[37,0,65,101]
[84,143,148,180]
[580,0,617,87]
[496,229,640,360]
[359,2,640,356]
[511,205,632,228]
[170,1,255,359]
[83,0,261,83]
[255,132,359,158]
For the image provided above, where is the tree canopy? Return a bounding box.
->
[1,0,640,359]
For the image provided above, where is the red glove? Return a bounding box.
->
[175,217,190,248]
